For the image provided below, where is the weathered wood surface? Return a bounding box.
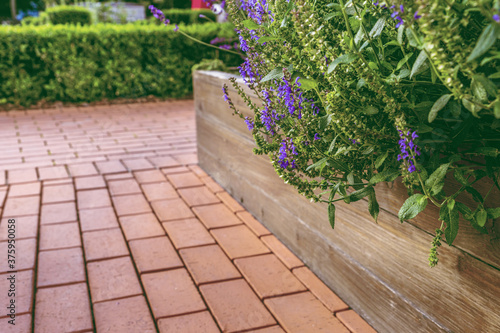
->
[193,70,500,333]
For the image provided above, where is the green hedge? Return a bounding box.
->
[0,23,240,107]
[46,6,93,25]
[164,9,217,25]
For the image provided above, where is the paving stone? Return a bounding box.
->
[0,171,4,186]
[180,244,241,285]
[234,254,306,299]
[200,279,276,332]
[162,218,215,249]
[42,183,75,203]
[8,182,41,197]
[236,212,272,238]
[129,236,183,274]
[38,166,68,180]
[261,235,304,270]
[40,201,76,225]
[43,178,73,186]
[122,158,154,171]
[74,175,106,190]
[161,166,190,175]
[112,193,151,216]
[141,269,205,319]
[77,189,112,209]
[95,160,127,174]
[264,292,349,333]
[94,296,156,333]
[211,225,270,260]
[2,314,31,332]
[200,176,224,193]
[34,283,93,333]
[7,169,37,184]
[0,215,38,241]
[336,310,377,333]
[119,213,164,240]
[152,198,193,222]
[83,228,129,261]
[39,222,81,250]
[178,186,220,207]
[0,239,37,273]
[293,266,349,313]
[88,257,142,303]
[108,178,142,195]
[68,163,99,177]
[0,270,34,315]
[217,192,245,213]
[37,247,85,287]
[104,172,133,181]
[188,165,208,178]
[192,204,242,229]
[147,155,179,168]
[167,172,203,189]
[173,153,198,165]
[141,182,178,201]
[3,196,40,217]
[134,170,166,184]
[79,206,119,231]
[246,326,286,333]
[158,311,220,333]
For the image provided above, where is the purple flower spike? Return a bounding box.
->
[414,11,422,20]
[314,133,321,141]
[400,4,404,12]
[174,24,179,32]
[494,14,500,22]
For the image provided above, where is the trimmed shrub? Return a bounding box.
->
[0,22,240,107]
[163,9,216,25]
[46,6,93,25]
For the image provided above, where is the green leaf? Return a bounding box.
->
[369,17,386,38]
[410,50,428,79]
[456,202,473,220]
[465,187,483,203]
[472,74,497,97]
[425,163,450,196]
[396,52,413,70]
[369,169,399,184]
[444,206,459,245]
[374,151,389,169]
[453,169,468,186]
[363,105,379,115]
[405,27,418,47]
[462,98,481,115]
[347,172,355,185]
[467,24,497,62]
[398,193,428,222]
[486,207,500,219]
[328,134,340,153]
[348,186,374,202]
[356,78,366,90]
[260,67,284,83]
[306,157,328,171]
[397,24,404,45]
[475,209,487,227]
[242,19,261,31]
[327,54,358,74]
[368,190,379,222]
[494,101,500,119]
[328,202,336,229]
[258,36,282,44]
[397,68,411,79]
[354,25,365,46]
[428,94,452,123]
[297,77,318,91]
[474,147,499,157]
[471,78,488,102]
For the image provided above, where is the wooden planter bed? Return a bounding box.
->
[193,70,500,333]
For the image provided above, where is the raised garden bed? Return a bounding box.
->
[194,70,500,333]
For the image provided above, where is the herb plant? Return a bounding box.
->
[221,0,500,266]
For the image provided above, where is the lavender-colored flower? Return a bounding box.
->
[222,86,229,102]
[350,138,358,144]
[277,139,298,169]
[238,34,249,52]
[219,44,232,50]
[244,117,254,130]
[314,133,320,141]
[397,129,420,173]
[414,11,422,20]
[174,24,179,32]
[494,14,500,22]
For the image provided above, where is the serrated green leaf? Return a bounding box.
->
[410,50,428,79]
[494,101,500,119]
[396,52,413,71]
[405,27,418,47]
[328,202,336,229]
[348,186,374,202]
[258,36,282,44]
[472,74,497,97]
[453,169,468,186]
[425,163,450,196]
[306,157,328,171]
[397,25,404,45]
[444,206,459,245]
[328,135,339,153]
[398,68,411,79]
[368,190,379,222]
[242,19,261,31]
[297,77,318,91]
[356,78,366,90]
[465,187,483,203]
[428,94,452,123]
[398,193,428,222]
[260,67,284,83]
[327,54,358,74]
[475,209,487,227]
[456,202,473,219]
[467,24,497,62]
[347,172,355,185]
[374,151,389,169]
[354,25,365,46]
[486,207,500,219]
[369,17,386,38]
[370,169,399,184]
[471,78,488,102]
[363,105,378,115]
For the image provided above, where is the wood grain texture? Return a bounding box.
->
[193,71,500,333]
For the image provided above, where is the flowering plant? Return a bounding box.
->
[221,0,500,266]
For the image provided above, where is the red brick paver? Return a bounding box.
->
[0,101,376,333]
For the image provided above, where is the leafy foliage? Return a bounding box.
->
[223,0,500,266]
[45,5,93,25]
[0,22,240,107]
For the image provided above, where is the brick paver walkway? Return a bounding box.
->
[0,101,376,333]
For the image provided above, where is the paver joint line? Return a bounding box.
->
[0,101,376,333]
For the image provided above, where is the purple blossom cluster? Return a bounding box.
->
[244,116,254,130]
[278,139,298,169]
[372,2,421,28]
[275,76,305,119]
[238,56,261,84]
[240,0,273,24]
[149,5,179,31]
[259,89,279,135]
[397,129,420,173]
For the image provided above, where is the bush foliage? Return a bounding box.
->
[164,9,217,25]
[0,22,240,107]
[45,5,93,25]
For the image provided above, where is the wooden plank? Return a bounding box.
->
[194,71,500,333]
